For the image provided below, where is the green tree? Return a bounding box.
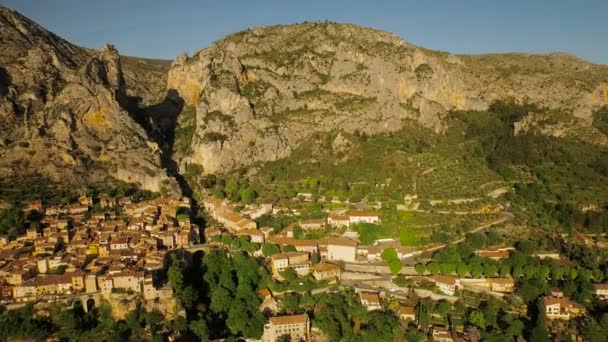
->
[239,187,257,204]
[226,178,240,200]
[457,263,469,277]
[168,255,186,306]
[189,314,209,341]
[468,310,486,329]
[415,263,426,275]
[499,264,511,277]
[283,245,297,252]
[293,226,303,239]
[483,263,498,277]
[262,243,280,256]
[388,260,403,275]
[280,293,300,313]
[427,262,441,275]
[470,263,483,278]
[436,301,452,319]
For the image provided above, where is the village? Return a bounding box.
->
[0,194,198,314]
[0,192,607,341]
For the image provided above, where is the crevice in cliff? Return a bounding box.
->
[120,88,199,215]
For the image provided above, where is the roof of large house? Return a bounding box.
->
[269,314,308,326]
[543,296,569,307]
[399,306,415,315]
[269,237,318,247]
[222,211,246,224]
[300,219,326,225]
[236,218,256,228]
[237,228,264,236]
[360,291,380,304]
[478,250,511,258]
[347,211,379,217]
[322,237,358,248]
[490,277,515,285]
[258,288,272,298]
[313,263,340,272]
[432,275,458,286]
[593,283,608,290]
[329,214,349,220]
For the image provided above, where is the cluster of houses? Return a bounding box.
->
[202,195,388,266]
[0,195,199,303]
[543,288,586,320]
[269,251,341,281]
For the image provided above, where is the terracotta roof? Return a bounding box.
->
[313,263,340,272]
[399,306,415,315]
[269,314,308,325]
[360,291,380,304]
[300,219,326,225]
[594,284,608,290]
[347,211,379,217]
[237,228,264,236]
[490,278,515,285]
[236,219,256,228]
[478,250,511,258]
[543,296,568,307]
[322,237,358,248]
[270,253,289,261]
[432,275,457,286]
[268,237,318,247]
[258,288,272,298]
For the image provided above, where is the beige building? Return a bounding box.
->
[359,291,381,311]
[543,295,586,320]
[323,237,358,262]
[398,306,416,321]
[299,219,326,231]
[432,275,459,296]
[236,228,265,244]
[347,211,380,225]
[312,263,341,281]
[490,278,516,293]
[593,284,608,298]
[328,214,350,227]
[432,326,454,342]
[262,314,310,342]
[270,252,310,276]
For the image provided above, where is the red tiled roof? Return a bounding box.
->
[269,314,308,325]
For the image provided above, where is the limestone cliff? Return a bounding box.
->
[167,22,608,175]
[0,6,177,194]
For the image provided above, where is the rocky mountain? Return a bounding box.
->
[1,8,607,194]
[167,22,608,175]
[0,6,177,195]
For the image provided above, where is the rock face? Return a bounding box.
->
[167,22,608,175]
[0,7,177,193]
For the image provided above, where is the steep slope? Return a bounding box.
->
[167,22,608,175]
[0,6,177,195]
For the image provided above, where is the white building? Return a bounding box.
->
[262,314,310,342]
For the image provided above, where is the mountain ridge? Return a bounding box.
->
[0,6,178,198]
[1,7,607,198]
[166,21,608,176]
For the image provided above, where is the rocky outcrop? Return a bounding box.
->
[0,6,177,194]
[167,22,608,175]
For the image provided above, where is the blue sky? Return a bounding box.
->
[3,0,607,64]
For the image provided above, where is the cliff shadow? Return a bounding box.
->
[122,89,195,203]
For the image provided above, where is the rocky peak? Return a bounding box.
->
[166,22,608,175]
[0,6,178,195]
